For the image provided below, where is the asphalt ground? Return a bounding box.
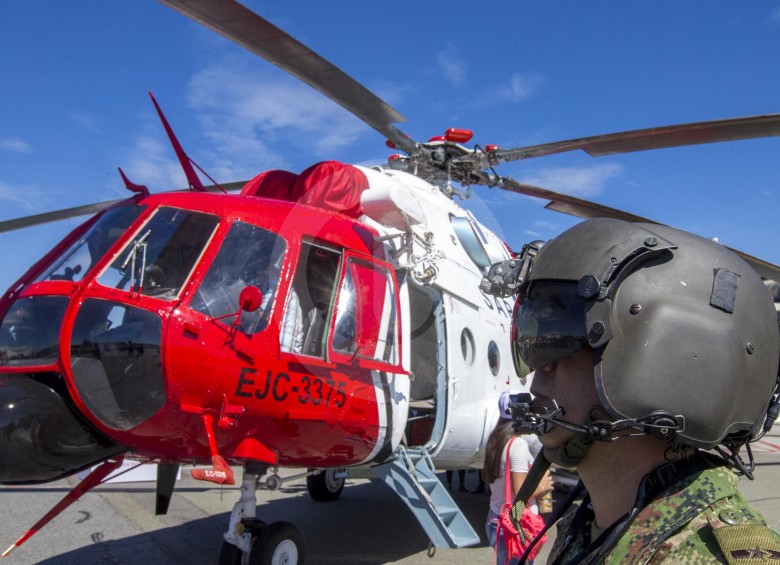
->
[1,430,779,565]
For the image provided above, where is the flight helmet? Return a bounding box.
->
[510,218,779,450]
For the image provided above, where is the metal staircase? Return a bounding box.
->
[370,445,480,548]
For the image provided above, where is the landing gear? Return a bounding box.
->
[219,520,304,565]
[219,523,262,565]
[220,464,305,565]
[306,468,345,502]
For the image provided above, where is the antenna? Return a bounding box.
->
[149,92,226,193]
[117,167,150,196]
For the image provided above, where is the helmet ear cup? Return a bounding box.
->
[596,224,780,449]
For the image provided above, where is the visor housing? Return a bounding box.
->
[514,281,588,369]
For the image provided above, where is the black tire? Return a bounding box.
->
[306,468,345,502]
[218,540,243,565]
[217,521,267,565]
[250,521,304,565]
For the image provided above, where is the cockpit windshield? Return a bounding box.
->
[190,221,287,334]
[35,204,145,284]
[97,207,219,300]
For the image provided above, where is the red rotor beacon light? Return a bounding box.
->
[444,128,473,143]
[485,144,500,152]
[385,139,397,149]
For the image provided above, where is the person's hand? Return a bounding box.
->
[539,471,554,494]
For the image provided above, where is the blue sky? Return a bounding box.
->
[1,2,779,293]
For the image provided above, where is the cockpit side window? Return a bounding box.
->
[189,221,287,335]
[36,204,145,284]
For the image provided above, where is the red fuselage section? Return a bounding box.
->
[0,191,405,483]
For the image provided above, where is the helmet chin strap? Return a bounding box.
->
[509,394,685,466]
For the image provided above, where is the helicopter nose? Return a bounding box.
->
[0,376,126,484]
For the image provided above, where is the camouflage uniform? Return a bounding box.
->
[547,464,780,564]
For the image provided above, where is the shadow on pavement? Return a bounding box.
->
[28,476,494,565]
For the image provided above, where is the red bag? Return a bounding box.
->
[496,437,547,563]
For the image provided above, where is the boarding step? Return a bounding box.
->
[371,446,480,548]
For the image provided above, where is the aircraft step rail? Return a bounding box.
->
[370,445,480,549]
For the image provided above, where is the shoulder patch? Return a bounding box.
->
[713,524,780,564]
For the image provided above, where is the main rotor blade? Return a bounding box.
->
[495,113,780,162]
[498,176,780,281]
[0,182,245,234]
[159,0,417,153]
[0,201,122,234]
[498,177,655,223]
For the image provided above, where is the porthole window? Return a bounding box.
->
[488,340,500,376]
[461,328,475,365]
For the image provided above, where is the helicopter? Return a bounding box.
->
[1,1,780,563]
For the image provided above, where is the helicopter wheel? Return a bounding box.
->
[306,468,345,502]
[249,521,304,565]
[217,521,267,565]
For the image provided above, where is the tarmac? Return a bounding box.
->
[1,429,779,564]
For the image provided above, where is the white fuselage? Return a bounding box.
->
[357,165,527,470]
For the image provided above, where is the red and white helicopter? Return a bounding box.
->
[1,1,779,563]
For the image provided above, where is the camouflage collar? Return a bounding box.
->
[605,465,738,564]
[551,458,736,565]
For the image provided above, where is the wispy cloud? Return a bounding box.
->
[0,180,45,211]
[520,218,573,240]
[470,72,544,109]
[463,186,577,246]
[1,137,31,153]
[436,43,466,86]
[495,73,545,103]
[523,162,623,198]
[67,112,101,133]
[186,56,372,164]
[110,123,193,197]
[368,80,412,109]
[116,55,379,191]
[531,219,561,230]
[768,6,780,24]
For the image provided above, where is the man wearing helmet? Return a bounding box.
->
[482,218,780,563]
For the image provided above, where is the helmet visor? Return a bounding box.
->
[514,281,588,369]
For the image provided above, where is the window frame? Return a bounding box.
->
[327,251,403,372]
